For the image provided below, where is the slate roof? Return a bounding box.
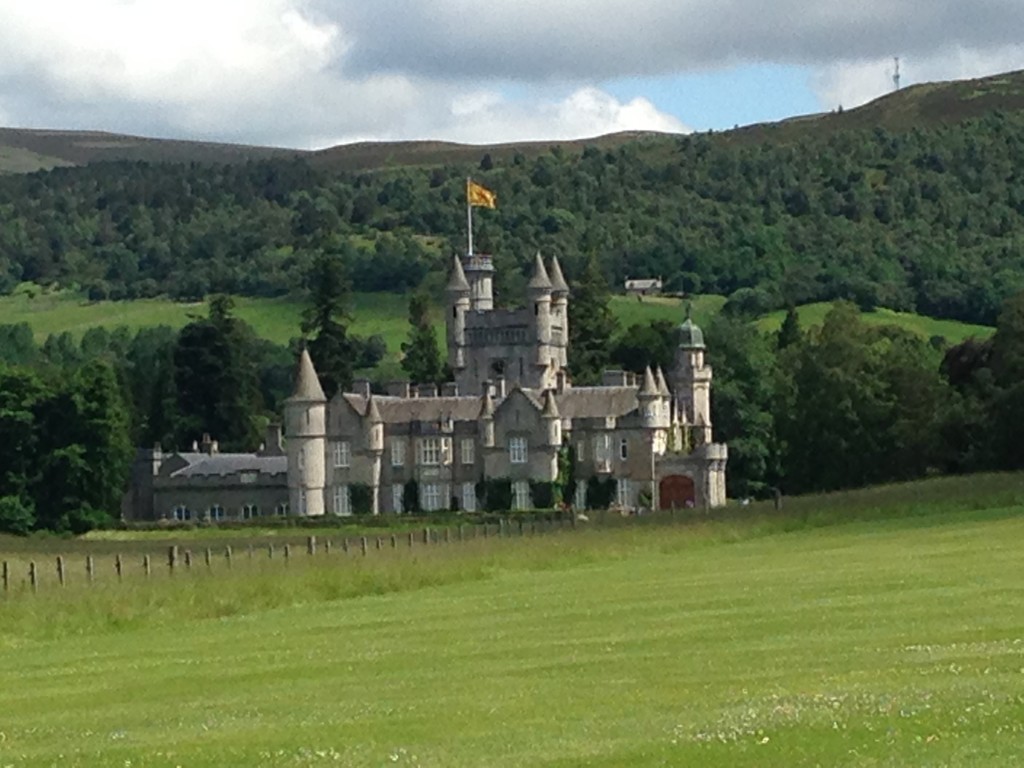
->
[169,453,288,478]
[548,387,639,419]
[342,393,485,424]
[548,256,569,294]
[527,252,552,290]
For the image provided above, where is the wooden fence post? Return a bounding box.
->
[56,556,66,587]
[444,527,451,544]
[115,554,123,581]
[325,539,332,555]
[204,548,212,568]
[407,531,414,548]
[376,537,383,551]
[360,537,368,556]
[86,555,95,583]
[422,527,430,544]
[307,536,317,556]
[225,546,233,568]
[2,560,8,592]
[283,544,291,563]
[458,524,465,542]
[168,546,179,573]
[29,561,37,592]
[268,544,275,559]
[184,550,193,569]
[143,554,151,577]
[342,538,349,554]
[390,534,397,549]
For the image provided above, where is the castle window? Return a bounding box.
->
[421,482,443,512]
[574,482,586,510]
[512,480,530,511]
[392,484,404,514]
[333,485,351,516]
[275,502,289,516]
[241,504,260,520]
[619,438,629,461]
[391,438,405,467]
[299,489,307,515]
[462,482,477,512]
[577,441,585,462]
[509,436,528,464]
[594,434,611,464]
[240,472,257,484]
[616,479,631,508]
[333,441,351,468]
[297,450,305,470]
[172,505,191,522]
[208,504,224,521]
[418,437,442,466]
[460,438,475,465]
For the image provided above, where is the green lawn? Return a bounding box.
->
[757,302,994,343]
[3,474,1024,765]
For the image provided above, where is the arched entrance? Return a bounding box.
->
[659,475,695,510]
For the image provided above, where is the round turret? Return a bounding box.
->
[678,304,705,350]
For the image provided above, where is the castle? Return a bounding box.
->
[126,252,727,521]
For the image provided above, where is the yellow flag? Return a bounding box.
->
[467,180,497,209]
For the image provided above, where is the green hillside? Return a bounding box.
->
[3,473,1024,765]
[0,289,990,356]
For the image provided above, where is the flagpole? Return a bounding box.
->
[466,177,474,256]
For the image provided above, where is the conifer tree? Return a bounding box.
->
[400,292,445,384]
[568,255,618,385]
[301,250,355,398]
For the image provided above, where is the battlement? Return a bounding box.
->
[464,254,494,272]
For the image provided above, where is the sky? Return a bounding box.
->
[0,1,1022,149]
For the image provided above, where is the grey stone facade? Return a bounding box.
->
[126,253,728,521]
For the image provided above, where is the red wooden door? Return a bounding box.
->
[659,475,695,510]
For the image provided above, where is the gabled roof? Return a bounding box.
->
[341,393,483,424]
[547,386,639,419]
[288,348,326,402]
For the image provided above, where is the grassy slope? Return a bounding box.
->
[2,473,1024,766]
[757,302,994,343]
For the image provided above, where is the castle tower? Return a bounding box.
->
[445,255,472,375]
[548,256,570,371]
[670,307,713,447]
[479,386,495,447]
[528,252,556,390]
[541,388,561,446]
[284,348,327,516]
[464,253,494,311]
[655,366,672,429]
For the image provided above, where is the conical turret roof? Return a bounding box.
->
[548,256,569,294]
[289,347,326,402]
[655,366,670,396]
[446,254,470,293]
[527,251,553,290]
[542,388,560,418]
[639,366,658,397]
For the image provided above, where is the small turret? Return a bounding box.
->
[446,255,472,373]
[548,255,570,371]
[638,366,659,428]
[365,395,384,453]
[479,384,495,447]
[671,304,713,448]
[541,388,561,446]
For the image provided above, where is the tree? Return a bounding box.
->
[568,255,618,385]
[776,306,801,350]
[301,250,355,397]
[401,292,445,384]
[610,320,676,374]
[174,296,263,450]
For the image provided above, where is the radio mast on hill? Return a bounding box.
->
[892,57,901,91]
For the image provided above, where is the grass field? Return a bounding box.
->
[757,302,994,344]
[2,474,1024,766]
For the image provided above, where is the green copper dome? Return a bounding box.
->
[678,304,705,349]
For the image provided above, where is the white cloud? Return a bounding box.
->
[0,0,1020,146]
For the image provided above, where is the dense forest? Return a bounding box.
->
[1,110,1024,324]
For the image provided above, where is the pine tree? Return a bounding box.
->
[776,306,801,350]
[400,292,444,384]
[568,255,618,385]
[301,250,355,398]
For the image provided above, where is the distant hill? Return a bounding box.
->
[4,69,1024,175]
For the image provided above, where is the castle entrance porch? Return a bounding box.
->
[659,474,695,510]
